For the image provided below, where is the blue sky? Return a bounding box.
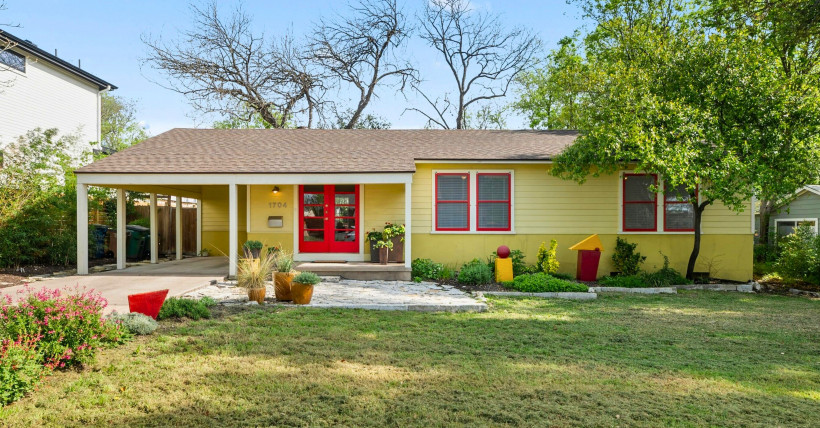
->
[2,0,585,134]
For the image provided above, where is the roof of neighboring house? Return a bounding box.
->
[0,30,117,91]
[75,128,579,174]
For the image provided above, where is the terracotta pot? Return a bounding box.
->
[388,236,404,262]
[378,247,389,265]
[274,272,295,301]
[291,282,314,304]
[247,287,266,304]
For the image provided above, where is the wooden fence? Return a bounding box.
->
[133,205,198,256]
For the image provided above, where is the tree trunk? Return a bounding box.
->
[686,200,711,280]
[758,199,773,246]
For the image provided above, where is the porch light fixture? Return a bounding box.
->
[272,186,280,194]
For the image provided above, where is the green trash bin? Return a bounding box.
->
[126,225,150,260]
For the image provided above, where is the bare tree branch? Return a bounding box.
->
[0,1,22,90]
[141,1,327,128]
[311,0,418,129]
[414,0,541,129]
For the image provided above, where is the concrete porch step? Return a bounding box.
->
[295,262,411,281]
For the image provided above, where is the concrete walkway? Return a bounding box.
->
[2,257,227,314]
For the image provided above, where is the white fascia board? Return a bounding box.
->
[415,160,553,164]
[76,172,414,186]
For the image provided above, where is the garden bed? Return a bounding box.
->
[0,258,115,288]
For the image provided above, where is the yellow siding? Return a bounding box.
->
[246,184,296,252]
[363,183,406,255]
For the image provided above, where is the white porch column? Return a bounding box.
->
[175,196,183,260]
[404,181,412,268]
[196,198,202,255]
[116,188,126,270]
[228,184,238,277]
[149,193,158,264]
[76,183,89,275]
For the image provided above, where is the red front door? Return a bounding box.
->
[299,185,359,253]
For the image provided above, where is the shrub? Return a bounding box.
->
[293,271,322,285]
[509,273,588,293]
[0,286,128,368]
[243,240,263,250]
[642,255,691,287]
[458,259,492,285]
[537,240,560,275]
[488,249,530,277]
[598,275,649,288]
[237,251,276,289]
[107,312,158,335]
[128,217,150,228]
[774,224,820,283]
[612,237,646,276]
[0,335,51,406]
[412,258,444,280]
[157,297,214,321]
[753,244,778,263]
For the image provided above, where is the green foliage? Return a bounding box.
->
[157,298,214,321]
[243,240,264,250]
[293,271,322,286]
[488,249,529,277]
[536,240,560,275]
[0,335,50,406]
[99,93,149,153]
[774,224,820,284]
[598,275,649,288]
[237,251,276,289]
[509,273,588,293]
[600,255,691,288]
[365,229,384,242]
[129,217,151,228]
[412,258,444,281]
[107,312,158,336]
[273,249,295,273]
[612,238,646,276]
[457,259,493,285]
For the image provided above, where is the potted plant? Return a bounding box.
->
[243,240,264,259]
[273,249,296,301]
[199,248,210,257]
[237,250,276,304]
[291,271,321,304]
[366,229,384,263]
[383,222,406,263]
[375,238,393,265]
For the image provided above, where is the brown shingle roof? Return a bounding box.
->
[76,128,578,174]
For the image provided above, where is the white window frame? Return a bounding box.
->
[774,218,818,235]
[618,170,698,235]
[431,169,515,234]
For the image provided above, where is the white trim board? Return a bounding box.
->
[774,218,819,234]
[76,172,413,186]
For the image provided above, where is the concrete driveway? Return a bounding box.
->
[2,257,228,314]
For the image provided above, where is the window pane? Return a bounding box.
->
[624,175,655,202]
[665,184,692,202]
[437,203,468,229]
[335,194,355,205]
[665,204,694,230]
[335,230,356,242]
[303,185,324,193]
[335,185,355,193]
[478,174,509,201]
[335,206,355,217]
[777,222,796,236]
[303,206,324,217]
[304,193,324,205]
[303,230,324,241]
[437,174,468,201]
[303,218,324,230]
[334,217,356,230]
[0,50,25,72]
[624,204,655,230]
[478,202,509,229]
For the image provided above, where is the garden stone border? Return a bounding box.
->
[589,286,676,294]
[479,291,597,300]
[678,283,756,293]
[789,288,820,298]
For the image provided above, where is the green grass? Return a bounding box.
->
[2,291,819,427]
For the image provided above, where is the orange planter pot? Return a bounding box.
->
[247,287,266,304]
[274,272,295,301]
[291,282,314,304]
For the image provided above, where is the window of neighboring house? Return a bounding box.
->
[664,183,697,231]
[0,49,25,73]
[435,173,470,231]
[775,219,818,237]
[477,173,511,231]
[622,173,657,231]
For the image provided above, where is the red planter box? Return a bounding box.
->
[128,289,169,319]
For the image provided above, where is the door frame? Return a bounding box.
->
[297,184,362,255]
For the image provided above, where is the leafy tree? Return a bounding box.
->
[521,0,820,279]
[332,109,391,129]
[99,93,149,153]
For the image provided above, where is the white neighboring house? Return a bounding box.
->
[0,30,116,160]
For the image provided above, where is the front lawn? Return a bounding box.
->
[2,291,819,427]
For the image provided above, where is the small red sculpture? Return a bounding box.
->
[127,289,169,319]
[496,245,511,259]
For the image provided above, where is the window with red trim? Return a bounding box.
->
[622,174,657,231]
[435,173,469,231]
[477,173,511,231]
[664,183,696,231]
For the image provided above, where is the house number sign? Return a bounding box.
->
[268,202,288,208]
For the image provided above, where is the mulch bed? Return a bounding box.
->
[0,258,115,288]
[445,280,511,293]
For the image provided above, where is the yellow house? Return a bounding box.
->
[73,129,753,282]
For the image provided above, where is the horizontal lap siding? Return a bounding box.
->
[768,193,820,228]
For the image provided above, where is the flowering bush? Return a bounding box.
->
[1,285,130,368]
[0,334,53,406]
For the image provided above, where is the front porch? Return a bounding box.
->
[75,173,413,281]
